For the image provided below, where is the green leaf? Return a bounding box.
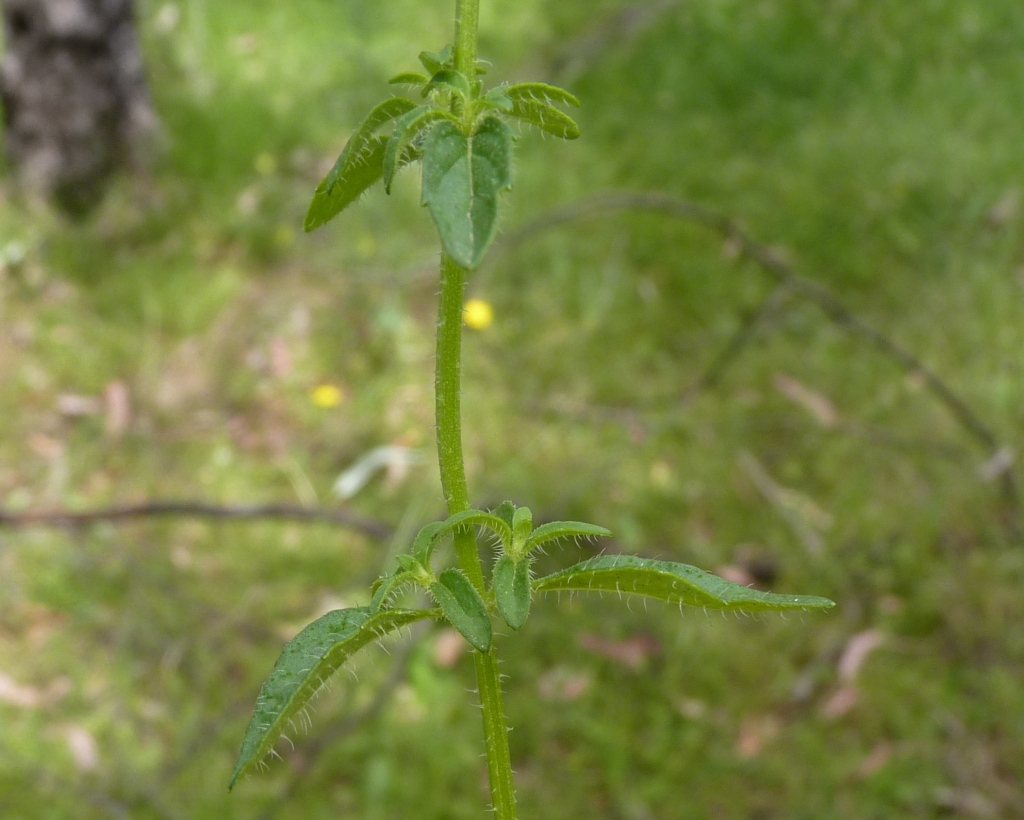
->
[369,570,417,613]
[444,508,512,545]
[512,506,533,545]
[533,555,836,612]
[305,136,387,232]
[479,86,513,114]
[526,521,612,554]
[503,82,581,140]
[413,511,512,568]
[304,97,418,232]
[389,72,429,87]
[494,501,516,530]
[413,520,447,565]
[493,554,531,630]
[384,106,456,193]
[431,568,492,652]
[422,117,514,269]
[395,554,420,574]
[506,99,580,140]
[504,82,581,109]
[230,607,435,789]
[423,68,472,100]
[419,46,454,75]
[325,97,417,193]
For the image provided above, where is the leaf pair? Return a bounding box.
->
[487,502,613,632]
[304,97,423,233]
[501,82,581,140]
[231,521,833,789]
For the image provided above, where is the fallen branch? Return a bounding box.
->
[490,191,1019,511]
[0,501,392,540]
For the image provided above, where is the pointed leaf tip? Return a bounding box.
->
[229,607,435,789]
[533,555,835,613]
[304,97,418,232]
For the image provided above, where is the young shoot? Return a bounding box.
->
[230,1,834,815]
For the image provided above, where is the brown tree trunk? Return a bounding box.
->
[0,0,156,214]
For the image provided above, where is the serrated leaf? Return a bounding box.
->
[230,607,435,789]
[493,554,531,630]
[305,137,388,232]
[419,46,453,75]
[526,521,612,554]
[325,97,417,193]
[304,97,418,232]
[423,68,472,100]
[504,82,581,109]
[533,555,835,612]
[389,72,429,86]
[384,106,456,193]
[422,117,514,269]
[506,99,580,140]
[431,568,492,652]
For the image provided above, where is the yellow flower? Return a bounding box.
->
[311,384,344,408]
[463,298,494,330]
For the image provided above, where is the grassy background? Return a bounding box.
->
[1,0,1023,816]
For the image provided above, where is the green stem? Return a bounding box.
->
[435,252,517,819]
[435,253,486,590]
[475,649,516,817]
[454,0,480,76]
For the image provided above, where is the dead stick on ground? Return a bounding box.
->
[0,501,392,540]
[489,191,1019,512]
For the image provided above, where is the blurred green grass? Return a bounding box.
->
[1,0,1023,817]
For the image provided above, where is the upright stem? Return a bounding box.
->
[454,0,480,76]
[435,252,517,819]
[435,253,486,591]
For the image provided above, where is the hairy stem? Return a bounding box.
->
[435,252,517,819]
[454,0,480,76]
[475,649,516,817]
[435,253,486,590]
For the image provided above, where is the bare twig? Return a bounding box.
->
[489,190,1020,512]
[0,501,392,540]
